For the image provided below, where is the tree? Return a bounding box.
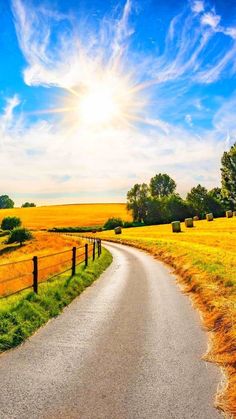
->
[7,228,33,246]
[103,218,123,230]
[1,216,21,231]
[206,194,224,217]
[208,187,222,202]
[145,198,166,225]
[127,183,149,222]
[186,184,209,217]
[22,202,36,207]
[0,195,14,209]
[221,142,236,209]
[150,173,176,198]
[164,194,193,222]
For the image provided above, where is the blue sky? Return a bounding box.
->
[0,0,236,205]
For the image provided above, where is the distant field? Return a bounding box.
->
[0,203,131,230]
[97,217,236,416]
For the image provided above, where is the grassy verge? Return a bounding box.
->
[0,248,112,352]
[96,219,236,417]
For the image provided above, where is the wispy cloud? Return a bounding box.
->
[191,1,205,14]
[5,0,236,203]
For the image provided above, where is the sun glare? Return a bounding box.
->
[61,71,146,130]
[77,84,119,125]
[33,70,146,130]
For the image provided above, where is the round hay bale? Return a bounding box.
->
[171,221,181,233]
[233,211,236,217]
[206,213,213,221]
[193,216,199,221]
[226,210,233,218]
[185,218,194,228]
[114,226,122,235]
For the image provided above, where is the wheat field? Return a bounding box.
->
[0,203,131,230]
[0,232,84,297]
[96,217,236,416]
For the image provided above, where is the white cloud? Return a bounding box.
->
[191,1,205,14]
[195,44,236,83]
[0,93,230,204]
[201,12,221,28]
[6,1,236,204]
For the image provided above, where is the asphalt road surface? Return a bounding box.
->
[0,241,222,419]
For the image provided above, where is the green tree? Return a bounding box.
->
[22,202,36,208]
[7,228,33,246]
[221,142,236,209]
[186,184,209,218]
[127,183,149,222]
[150,173,176,198]
[145,198,166,225]
[208,187,222,202]
[0,195,14,209]
[103,217,123,230]
[206,194,224,217]
[1,216,21,231]
[164,194,193,222]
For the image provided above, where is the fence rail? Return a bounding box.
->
[0,238,102,299]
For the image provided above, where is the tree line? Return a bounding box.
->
[126,142,236,224]
[0,195,36,209]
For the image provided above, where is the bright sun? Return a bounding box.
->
[77,84,120,126]
[41,71,146,130]
[61,71,145,129]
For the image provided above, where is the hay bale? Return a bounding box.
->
[114,226,122,235]
[226,210,233,218]
[206,213,213,221]
[185,218,194,228]
[171,221,181,233]
[233,211,236,217]
[193,216,199,221]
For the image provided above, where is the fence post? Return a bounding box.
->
[98,239,101,257]
[72,247,76,276]
[33,256,38,294]
[85,243,88,267]
[93,241,96,261]
[99,239,102,256]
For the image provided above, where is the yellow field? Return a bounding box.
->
[0,232,85,297]
[0,203,131,230]
[96,217,236,416]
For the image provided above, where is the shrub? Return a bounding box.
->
[1,216,22,231]
[7,228,33,246]
[103,217,123,230]
[21,202,36,207]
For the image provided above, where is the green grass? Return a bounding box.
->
[0,248,112,352]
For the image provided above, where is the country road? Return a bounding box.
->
[0,241,222,419]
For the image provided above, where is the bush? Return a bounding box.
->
[103,218,123,230]
[21,202,36,207]
[123,221,144,228]
[7,228,33,246]
[1,216,22,231]
[49,226,100,233]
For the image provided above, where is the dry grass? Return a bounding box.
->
[0,203,131,230]
[96,217,236,417]
[0,232,84,297]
